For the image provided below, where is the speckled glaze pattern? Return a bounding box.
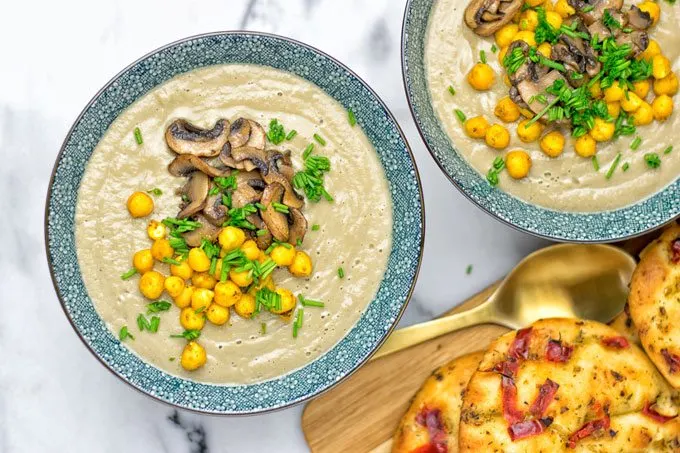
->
[45,32,424,414]
[402,0,679,242]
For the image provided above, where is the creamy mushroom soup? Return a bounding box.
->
[75,64,393,384]
[426,0,679,212]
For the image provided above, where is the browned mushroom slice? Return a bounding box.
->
[516,71,569,116]
[228,118,251,148]
[288,208,308,246]
[165,119,229,157]
[168,154,229,178]
[615,30,649,56]
[203,191,228,226]
[231,146,269,174]
[552,34,601,86]
[568,0,623,25]
[246,120,267,150]
[177,172,210,218]
[506,41,550,86]
[183,215,222,247]
[627,5,652,30]
[245,214,273,250]
[264,153,304,209]
[231,172,265,209]
[464,0,524,36]
[260,183,289,242]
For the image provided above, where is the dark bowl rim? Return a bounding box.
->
[44,30,426,416]
[400,0,678,244]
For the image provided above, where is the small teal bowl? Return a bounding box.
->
[45,32,424,414]
[402,0,679,242]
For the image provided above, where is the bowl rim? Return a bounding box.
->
[44,30,425,415]
[400,0,679,243]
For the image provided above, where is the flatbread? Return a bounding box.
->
[392,352,485,453]
[629,224,680,389]
[608,306,640,345]
[459,318,680,452]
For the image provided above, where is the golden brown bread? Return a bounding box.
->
[458,318,680,452]
[629,224,680,389]
[609,306,640,345]
[392,352,485,453]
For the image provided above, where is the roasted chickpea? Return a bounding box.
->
[240,240,260,261]
[574,135,597,158]
[621,91,643,112]
[545,11,563,29]
[519,9,539,31]
[494,97,521,123]
[505,150,532,179]
[495,24,519,48]
[171,260,193,280]
[191,288,214,311]
[133,249,154,274]
[519,108,535,118]
[139,271,165,300]
[603,82,625,102]
[637,1,660,26]
[126,192,154,218]
[633,102,654,126]
[270,244,296,267]
[537,43,552,59]
[640,39,661,60]
[206,304,230,326]
[289,251,313,278]
[607,102,621,118]
[151,238,174,261]
[214,280,242,307]
[146,220,167,241]
[525,0,545,6]
[181,341,207,371]
[554,0,576,18]
[464,116,490,139]
[503,74,512,87]
[633,80,651,99]
[180,307,206,330]
[187,247,211,272]
[270,288,296,315]
[164,276,186,298]
[230,268,254,287]
[193,272,217,290]
[653,55,672,80]
[174,286,194,308]
[512,31,536,47]
[589,81,603,99]
[467,63,495,91]
[589,117,616,142]
[652,95,674,121]
[517,120,543,143]
[654,73,679,96]
[540,131,565,158]
[218,226,246,252]
[212,259,224,280]
[485,124,511,149]
[234,294,256,319]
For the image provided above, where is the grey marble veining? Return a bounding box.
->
[0,0,546,451]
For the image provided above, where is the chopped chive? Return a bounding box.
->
[272,202,290,213]
[605,153,622,179]
[119,326,135,341]
[301,297,324,308]
[121,268,137,280]
[194,306,206,314]
[209,257,218,275]
[256,229,268,236]
[582,5,594,12]
[286,130,298,141]
[313,134,326,146]
[592,156,600,171]
[447,85,456,96]
[491,44,498,53]
[454,109,467,123]
[220,256,230,282]
[147,188,162,196]
[664,145,673,155]
[466,265,473,275]
[480,50,487,64]
[137,314,149,331]
[622,162,630,172]
[644,153,661,169]
[630,136,642,150]
[348,109,357,127]
[162,257,182,266]
[208,186,220,196]
[133,127,143,145]
[170,329,201,341]
[255,202,266,210]
[149,316,160,333]
[147,301,172,314]
[169,357,175,361]
[338,267,345,278]
[311,224,320,231]
[261,323,267,334]
[303,143,314,159]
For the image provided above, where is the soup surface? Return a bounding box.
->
[426,0,679,212]
[75,64,393,384]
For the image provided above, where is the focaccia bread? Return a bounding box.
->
[459,318,680,452]
[629,224,680,389]
[608,306,640,345]
[392,352,485,453]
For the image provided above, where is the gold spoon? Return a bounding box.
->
[372,244,636,361]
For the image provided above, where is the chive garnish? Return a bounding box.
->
[466,265,473,275]
[194,306,206,314]
[605,153,622,179]
[455,109,467,123]
[338,267,345,278]
[644,153,661,169]
[592,156,600,171]
[293,308,304,338]
[491,44,498,53]
[256,229,268,236]
[630,136,642,150]
[147,188,162,196]
[622,162,630,172]
[121,268,137,280]
[170,330,201,341]
[447,85,456,96]
[303,143,314,160]
[286,130,298,141]
[313,133,326,146]
[133,127,143,145]
[311,224,320,231]
[149,316,160,333]
[348,109,357,127]
[137,314,149,331]
[119,326,135,341]
[147,300,172,314]
[169,357,175,361]
[272,202,290,214]
[480,50,487,64]
[664,145,673,155]
[162,257,182,266]
[299,295,325,308]
[267,119,286,145]
[208,186,220,196]
[261,323,267,334]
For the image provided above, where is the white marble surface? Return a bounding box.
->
[0,0,548,451]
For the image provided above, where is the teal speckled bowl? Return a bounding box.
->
[402,0,679,242]
[45,32,424,414]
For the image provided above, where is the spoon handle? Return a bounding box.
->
[370,302,496,361]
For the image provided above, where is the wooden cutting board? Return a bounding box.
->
[300,231,665,453]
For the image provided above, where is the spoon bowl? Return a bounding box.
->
[371,244,636,360]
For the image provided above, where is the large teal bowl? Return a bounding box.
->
[402,0,679,242]
[45,32,424,414]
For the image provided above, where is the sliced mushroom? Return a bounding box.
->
[552,34,601,86]
[228,118,251,148]
[165,119,230,157]
[627,5,652,30]
[506,41,550,86]
[516,70,569,116]
[615,30,649,56]
[465,0,524,36]
[568,0,623,25]
[219,143,259,172]
[231,172,265,209]
[260,183,289,242]
[263,153,304,209]
[288,208,308,246]
[177,172,209,218]
[246,214,273,250]
[168,154,229,178]
[276,150,296,181]
[231,146,269,174]
[246,120,267,150]
[183,215,222,247]
[203,191,228,226]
